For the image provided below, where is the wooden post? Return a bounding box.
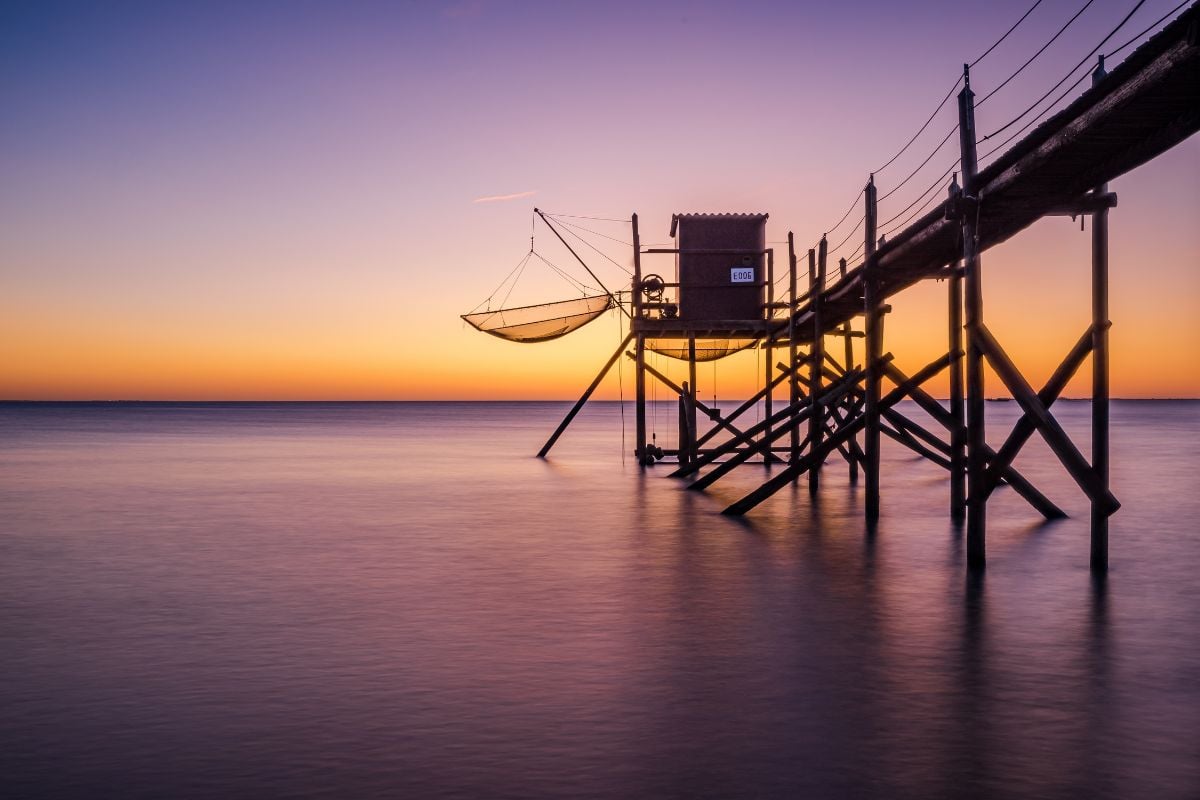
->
[863,176,882,520]
[763,248,774,464]
[679,381,693,467]
[1091,56,1111,572]
[688,335,698,465]
[840,256,858,483]
[632,213,642,319]
[959,65,986,568]
[632,213,648,465]
[788,233,800,464]
[1091,190,1111,570]
[949,255,966,521]
[809,235,828,495]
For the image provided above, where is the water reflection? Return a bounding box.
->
[0,401,1197,798]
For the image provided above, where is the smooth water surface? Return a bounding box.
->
[1,401,1198,799]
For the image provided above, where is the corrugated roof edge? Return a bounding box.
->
[670,212,769,237]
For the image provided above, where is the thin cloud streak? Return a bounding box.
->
[472,190,537,204]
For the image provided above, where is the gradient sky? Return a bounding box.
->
[2,0,1197,400]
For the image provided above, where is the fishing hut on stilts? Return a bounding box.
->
[461,4,1200,573]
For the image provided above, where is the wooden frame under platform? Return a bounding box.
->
[532,8,1200,574]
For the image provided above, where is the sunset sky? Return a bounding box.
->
[2,0,1197,400]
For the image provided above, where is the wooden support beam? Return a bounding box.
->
[959,66,987,568]
[628,352,774,460]
[632,214,647,465]
[539,332,635,458]
[788,232,800,464]
[1091,86,1112,570]
[824,350,847,376]
[982,324,1098,495]
[839,256,858,484]
[881,406,952,457]
[863,177,883,519]
[678,384,695,467]
[695,354,806,449]
[635,334,648,464]
[880,422,953,471]
[691,370,862,492]
[688,336,698,465]
[723,352,948,516]
[975,323,1119,515]
[825,401,866,467]
[673,392,815,479]
[764,250,775,464]
[882,359,1065,520]
[810,236,827,496]
[949,256,966,521]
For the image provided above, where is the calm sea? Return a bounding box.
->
[1,401,1197,799]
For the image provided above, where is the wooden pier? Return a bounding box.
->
[537,4,1200,572]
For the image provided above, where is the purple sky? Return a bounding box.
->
[2,0,1197,398]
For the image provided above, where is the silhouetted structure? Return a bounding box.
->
[483,5,1200,573]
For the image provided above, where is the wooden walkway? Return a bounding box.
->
[539,4,1199,573]
[790,4,1200,343]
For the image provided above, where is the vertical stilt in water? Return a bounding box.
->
[688,335,698,465]
[958,66,986,568]
[1091,198,1110,570]
[863,178,882,520]
[1091,57,1110,572]
[840,257,858,484]
[763,249,774,467]
[678,382,691,467]
[949,255,966,521]
[809,235,827,496]
[788,233,799,464]
[632,213,647,465]
[635,334,647,464]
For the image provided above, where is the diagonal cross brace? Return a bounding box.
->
[627,351,784,465]
[688,369,863,492]
[974,323,1119,515]
[882,360,1065,519]
[722,352,947,516]
[982,323,1102,498]
[695,351,811,450]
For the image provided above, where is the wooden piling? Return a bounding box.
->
[764,248,775,465]
[809,236,828,495]
[788,233,800,464]
[632,213,647,465]
[863,177,883,520]
[949,256,966,521]
[958,66,986,568]
[688,335,699,465]
[1091,196,1110,570]
[839,257,858,483]
[1091,57,1111,572]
